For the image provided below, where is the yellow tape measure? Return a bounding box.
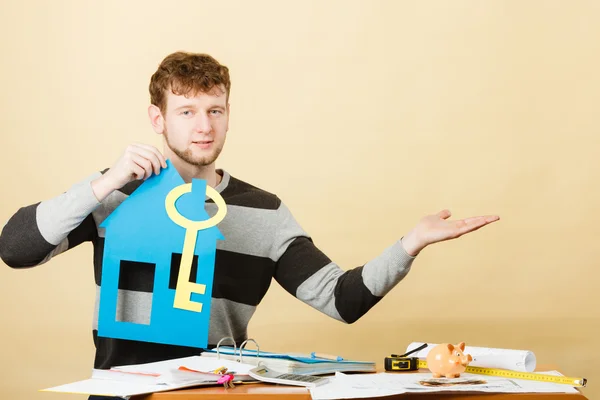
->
[416,360,587,387]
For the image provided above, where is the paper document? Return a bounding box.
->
[310,371,580,400]
[406,342,537,372]
[42,355,258,398]
[112,355,255,382]
[41,375,210,398]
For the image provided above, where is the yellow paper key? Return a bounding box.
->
[165,183,227,312]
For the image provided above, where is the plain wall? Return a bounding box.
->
[0,0,598,399]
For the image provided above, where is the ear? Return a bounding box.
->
[457,342,466,351]
[446,344,454,352]
[148,104,165,134]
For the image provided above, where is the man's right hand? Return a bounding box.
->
[91,143,167,202]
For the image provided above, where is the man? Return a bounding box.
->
[0,51,498,393]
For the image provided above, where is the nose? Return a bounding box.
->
[194,113,212,133]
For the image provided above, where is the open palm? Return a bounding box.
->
[420,209,499,243]
[402,209,499,256]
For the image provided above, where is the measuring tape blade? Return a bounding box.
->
[416,360,586,387]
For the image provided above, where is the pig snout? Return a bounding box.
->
[452,354,472,366]
[461,354,473,366]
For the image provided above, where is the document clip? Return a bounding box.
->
[384,343,428,372]
[212,337,261,388]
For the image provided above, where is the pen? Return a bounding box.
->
[310,352,344,361]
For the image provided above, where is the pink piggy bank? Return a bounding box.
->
[426,342,473,378]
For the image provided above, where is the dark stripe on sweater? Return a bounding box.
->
[212,176,281,210]
[274,236,332,296]
[67,214,98,249]
[92,330,200,369]
[212,249,276,305]
[94,243,276,305]
[0,203,56,268]
[334,267,382,324]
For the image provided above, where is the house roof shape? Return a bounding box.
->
[99,159,225,258]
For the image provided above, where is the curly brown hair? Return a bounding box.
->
[149,51,231,114]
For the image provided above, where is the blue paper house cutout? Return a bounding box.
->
[98,160,224,348]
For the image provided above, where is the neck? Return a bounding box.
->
[169,156,221,187]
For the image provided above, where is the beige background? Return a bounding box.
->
[1,0,598,399]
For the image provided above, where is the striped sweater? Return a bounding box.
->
[0,169,415,369]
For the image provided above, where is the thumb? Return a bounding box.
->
[436,209,452,219]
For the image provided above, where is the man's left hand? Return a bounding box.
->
[401,209,500,257]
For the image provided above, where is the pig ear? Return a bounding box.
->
[446,344,454,352]
[458,342,466,351]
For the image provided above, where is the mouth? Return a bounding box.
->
[191,140,213,149]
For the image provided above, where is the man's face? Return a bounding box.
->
[161,86,229,167]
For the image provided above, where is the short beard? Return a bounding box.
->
[163,129,222,167]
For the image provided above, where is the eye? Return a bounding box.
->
[181,110,192,116]
[210,109,222,115]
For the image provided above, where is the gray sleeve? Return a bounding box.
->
[0,172,102,268]
[271,201,415,324]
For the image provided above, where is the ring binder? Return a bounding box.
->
[203,339,376,375]
[214,337,261,364]
[239,338,260,364]
[215,336,238,360]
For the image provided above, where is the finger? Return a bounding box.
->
[133,143,167,169]
[436,209,452,220]
[462,215,500,225]
[130,144,163,176]
[134,143,167,169]
[130,153,154,180]
[129,162,146,181]
[456,216,499,235]
[130,144,163,175]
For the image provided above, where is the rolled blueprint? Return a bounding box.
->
[406,342,537,372]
